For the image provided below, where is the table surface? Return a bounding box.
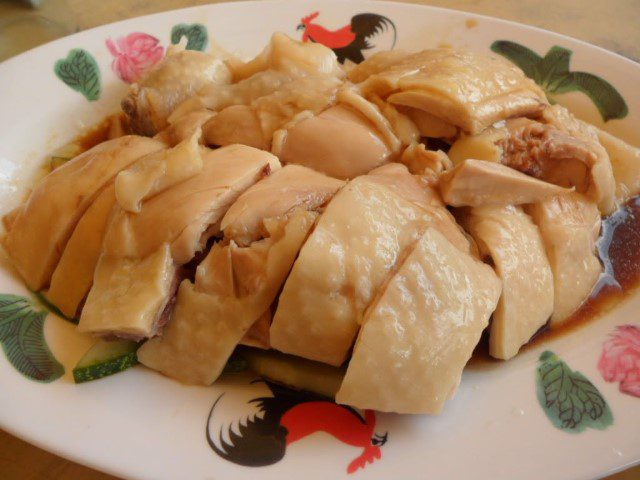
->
[0,0,639,479]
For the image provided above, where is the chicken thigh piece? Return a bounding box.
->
[270,165,471,366]
[353,49,547,134]
[459,205,553,360]
[122,47,232,136]
[335,227,501,414]
[138,164,343,383]
[447,116,616,214]
[79,145,280,339]
[2,136,164,290]
[526,193,602,326]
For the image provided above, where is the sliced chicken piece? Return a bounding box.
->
[459,205,553,360]
[596,129,640,203]
[79,145,280,339]
[137,209,317,384]
[115,132,202,213]
[335,227,501,414]
[231,32,344,81]
[274,104,391,179]
[221,164,344,246]
[503,118,616,214]
[122,48,232,136]
[355,49,547,134]
[2,136,164,290]
[46,185,116,318]
[270,166,470,366]
[169,70,295,121]
[439,159,571,207]
[203,75,341,150]
[83,243,177,339]
[526,193,603,325]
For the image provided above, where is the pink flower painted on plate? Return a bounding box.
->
[598,325,640,397]
[106,32,164,84]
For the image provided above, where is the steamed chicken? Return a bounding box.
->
[3,31,640,416]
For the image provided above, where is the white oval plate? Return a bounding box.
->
[1,2,639,479]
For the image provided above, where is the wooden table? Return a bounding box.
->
[1,1,638,479]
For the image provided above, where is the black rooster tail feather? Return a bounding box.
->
[351,13,397,50]
[206,381,327,467]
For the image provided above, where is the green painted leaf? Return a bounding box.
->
[171,23,208,51]
[551,71,629,122]
[54,49,101,101]
[536,45,571,89]
[491,40,628,122]
[491,40,542,82]
[0,294,64,382]
[536,350,613,433]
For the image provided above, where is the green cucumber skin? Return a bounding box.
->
[73,352,138,383]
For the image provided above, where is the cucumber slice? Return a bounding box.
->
[221,352,249,374]
[73,339,139,384]
[239,347,345,398]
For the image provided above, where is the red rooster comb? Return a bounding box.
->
[301,11,320,25]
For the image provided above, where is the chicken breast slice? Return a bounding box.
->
[274,104,392,179]
[122,48,232,136]
[79,145,280,338]
[270,166,470,366]
[354,49,547,134]
[335,227,502,414]
[46,185,116,318]
[526,193,602,325]
[137,209,317,384]
[459,205,554,360]
[439,159,571,207]
[221,164,344,246]
[2,136,164,290]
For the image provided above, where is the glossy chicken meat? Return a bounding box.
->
[439,159,570,207]
[270,164,470,366]
[448,114,617,214]
[7,32,638,416]
[138,165,342,383]
[46,185,117,318]
[122,47,232,136]
[336,227,501,413]
[2,136,164,290]
[79,145,279,339]
[138,209,317,384]
[352,49,547,134]
[274,104,392,179]
[221,164,344,246]
[459,205,553,360]
[526,193,603,325]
